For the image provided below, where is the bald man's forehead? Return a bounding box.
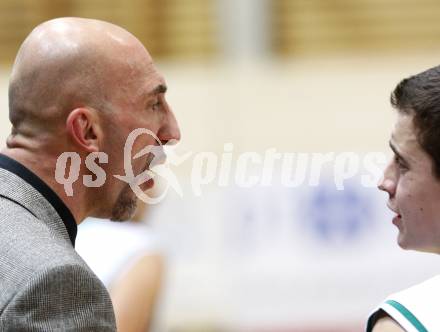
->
[144,61,164,81]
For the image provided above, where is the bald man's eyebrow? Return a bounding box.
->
[389,141,409,165]
[144,84,167,101]
[151,84,167,95]
[143,84,167,104]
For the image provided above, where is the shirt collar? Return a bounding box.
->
[0,154,77,246]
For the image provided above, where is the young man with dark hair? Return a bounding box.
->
[367,66,440,331]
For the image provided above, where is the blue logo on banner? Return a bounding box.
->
[301,183,373,243]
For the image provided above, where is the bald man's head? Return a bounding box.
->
[9,17,152,136]
[5,17,180,222]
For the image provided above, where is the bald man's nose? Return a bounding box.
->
[158,110,181,144]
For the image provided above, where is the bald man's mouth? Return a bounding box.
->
[150,145,167,167]
[139,156,154,191]
[137,145,167,191]
[141,177,155,191]
[139,151,158,191]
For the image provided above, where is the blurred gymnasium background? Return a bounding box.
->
[2,1,440,331]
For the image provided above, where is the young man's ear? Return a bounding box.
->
[66,108,102,153]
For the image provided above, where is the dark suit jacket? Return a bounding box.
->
[0,166,116,331]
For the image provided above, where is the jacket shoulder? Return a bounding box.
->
[0,263,116,331]
[0,197,115,330]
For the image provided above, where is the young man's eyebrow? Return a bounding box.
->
[389,141,409,164]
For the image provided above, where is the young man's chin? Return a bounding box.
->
[397,237,438,254]
[396,234,410,250]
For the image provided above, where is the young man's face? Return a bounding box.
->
[379,112,440,253]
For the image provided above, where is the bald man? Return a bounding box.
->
[0,17,180,330]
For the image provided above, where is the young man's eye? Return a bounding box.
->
[394,155,408,171]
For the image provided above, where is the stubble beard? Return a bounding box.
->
[110,183,138,221]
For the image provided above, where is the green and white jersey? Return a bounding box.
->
[366,275,440,332]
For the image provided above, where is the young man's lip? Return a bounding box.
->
[386,202,399,215]
[392,214,402,225]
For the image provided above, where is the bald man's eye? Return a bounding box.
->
[150,100,161,111]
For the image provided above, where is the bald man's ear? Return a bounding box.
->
[66,108,101,153]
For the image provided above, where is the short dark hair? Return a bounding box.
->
[391,65,440,178]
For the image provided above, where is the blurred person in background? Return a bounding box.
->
[76,202,164,332]
[367,66,440,331]
[0,16,179,330]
